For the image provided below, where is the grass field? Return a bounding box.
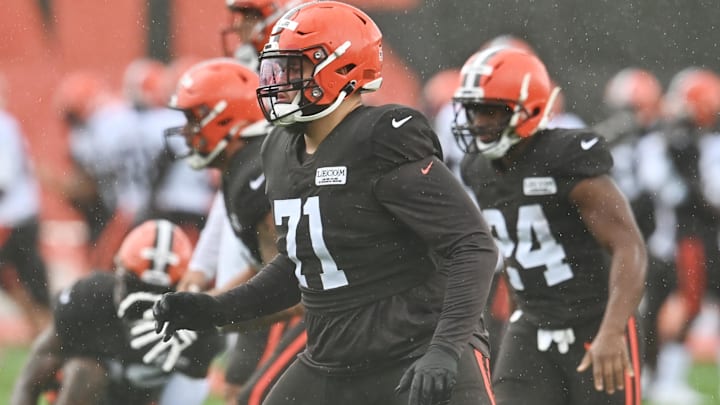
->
[1,344,719,404]
[0,345,225,405]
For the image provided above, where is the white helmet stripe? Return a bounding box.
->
[152,219,175,273]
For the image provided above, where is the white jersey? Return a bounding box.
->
[71,101,146,216]
[0,110,40,225]
[634,131,686,260]
[137,107,215,217]
[189,192,254,289]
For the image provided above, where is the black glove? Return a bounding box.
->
[395,346,459,405]
[152,292,226,342]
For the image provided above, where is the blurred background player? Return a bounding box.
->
[10,219,222,405]
[635,67,720,405]
[221,0,306,70]
[177,2,311,403]
[45,71,145,270]
[0,72,52,339]
[122,57,216,245]
[166,57,304,405]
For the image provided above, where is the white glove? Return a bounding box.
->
[537,328,576,354]
[117,292,164,319]
[130,315,198,372]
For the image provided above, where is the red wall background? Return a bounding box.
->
[0,0,421,222]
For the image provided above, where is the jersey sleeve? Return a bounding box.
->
[374,156,498,359]
[552,130,613,193]
[370,105,443,168]
[215,253,301,324]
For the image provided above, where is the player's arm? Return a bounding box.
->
[10,326,65,405]
[571,174,647,394]
[154,253,301,340]
[375,155,498,359]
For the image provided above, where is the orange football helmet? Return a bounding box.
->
[115,219,192,288]
[480,34,536,55]
[452,47,559,159]
[256,0,383,125]
[604,68,662,128]
[166,58,266,169]
[664,67,720,129]
[221,0,310,60]
[54,71,109,126]
[122,58,169,109]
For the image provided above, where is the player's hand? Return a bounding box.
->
[395,346,458,405]
[130,313,198,372]
[576,331,633,395]
[152,292,225,342]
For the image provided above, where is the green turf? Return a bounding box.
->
[0,345,225,405]
[2,344,719,404]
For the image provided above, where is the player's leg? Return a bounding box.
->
[54,358,109,405]
[447,346,496,405]
[237,318,307,405]
[224,326,272,404]
[1,219,51,335]
[492,314,566,405]
[260,359,327,405]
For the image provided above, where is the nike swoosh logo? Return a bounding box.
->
[392,115,413,128]
[249,173,265,190]
[421,161,434,175]
[580,137,599,150]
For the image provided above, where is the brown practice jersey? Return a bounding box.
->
[222,135,272,264]
[261,104,492,374]
[461,128,614,329]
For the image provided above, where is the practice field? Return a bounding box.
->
[0,345,226,405]
[1,344,718,405]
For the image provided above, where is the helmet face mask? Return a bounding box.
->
[257,52,330,126]
[453,102,518,158]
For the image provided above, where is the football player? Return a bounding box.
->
[48,71,144,270]
[154,2,499,405]
[637,67,720,405]
[10,219,222,405]
[0,73,51,338]
[453,47,647,404]
[221,0,308,70]
[122,58,216,245]
[165,57,305,405]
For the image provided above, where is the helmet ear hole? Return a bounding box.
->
[336,64,356,75]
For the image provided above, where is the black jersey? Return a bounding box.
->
[54,272,220,379]
[259,104,496,374]
[222,136,272,264]
[461,128,614,329]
